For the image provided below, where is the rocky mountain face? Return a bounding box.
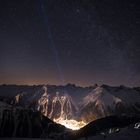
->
[80,86,140,122]
[11,86,79,121]
[36,87,78,120]
[0,101,66,138]
[1,84,140,124]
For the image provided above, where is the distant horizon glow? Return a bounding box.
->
[0,80,139,87]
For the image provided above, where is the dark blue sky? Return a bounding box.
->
[0,0,140,86]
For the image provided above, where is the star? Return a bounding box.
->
[76,8,80,13]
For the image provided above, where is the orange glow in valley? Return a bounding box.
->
[53,118,87,130]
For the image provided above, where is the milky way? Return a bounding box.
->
[0,0,140,86]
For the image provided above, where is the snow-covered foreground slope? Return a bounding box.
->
[0,127,140,140]
[78,127,140,140]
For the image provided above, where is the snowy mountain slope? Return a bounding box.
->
[80,86,140,122]
[81,87,122,108]
[101,85,140,104]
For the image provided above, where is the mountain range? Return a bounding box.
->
[2,84,139,122]
[0,84,140,139]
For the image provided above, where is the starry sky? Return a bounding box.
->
[0,0,140,87]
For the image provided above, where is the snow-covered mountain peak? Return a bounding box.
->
[82,86,122,108]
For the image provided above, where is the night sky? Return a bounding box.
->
[0,0,140,86]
